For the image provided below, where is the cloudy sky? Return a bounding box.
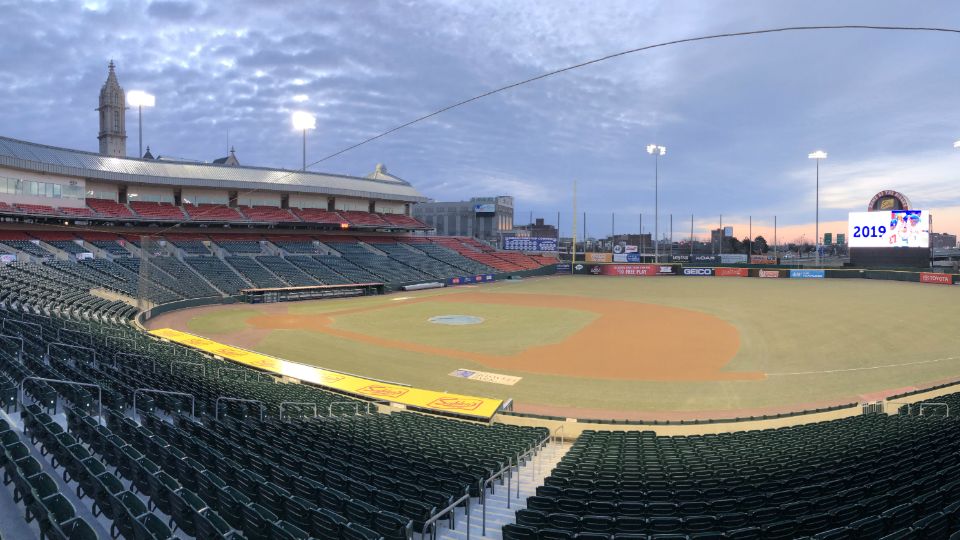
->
[1,0,958,242]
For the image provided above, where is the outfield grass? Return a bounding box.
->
[170,276,960,416]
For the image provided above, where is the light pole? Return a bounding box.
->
[127,90,155,158]
[808,150,827,265]
[646,144,666,262]
[954,140,960,149]
[291,111,317,171]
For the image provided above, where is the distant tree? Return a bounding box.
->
[753,235,769,254]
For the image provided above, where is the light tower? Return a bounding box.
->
[646,144,666,262]
[292,111,317,171]
[808,150,827,265]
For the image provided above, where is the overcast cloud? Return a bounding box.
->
[0,0,958,241]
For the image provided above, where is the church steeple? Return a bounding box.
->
[97,60,127,157]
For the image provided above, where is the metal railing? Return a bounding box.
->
[56,326,92,345]
[0,333,25,363]
[215,397,265,421]
[481,460,513,535]
[422,492,470,540]
[171,360,206,377]
[19,376,103,424]
[2,319,43,339]
[132,388,196,423]
[46,342,98,367]
[279,402,319,420]
[328,401,363,416]
[919,402,950,416]
[114,352,155,372]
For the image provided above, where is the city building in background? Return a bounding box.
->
[931,232,958,249]
[512,218,558,239]
[413,196,514,242]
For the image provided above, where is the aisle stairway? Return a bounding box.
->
[438,439,573,540]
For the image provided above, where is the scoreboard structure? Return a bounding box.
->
[849,190,930,268]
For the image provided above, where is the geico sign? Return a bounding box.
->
[683,268,714,276]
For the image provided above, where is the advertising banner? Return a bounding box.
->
[624,245,638,253]
[692,254,721,264]
[151,328,502,418]
[555,263,571,273]
[750,255,778,265]
[474,203,496,213]
[758,269,781,278]
[613,253,640,262]
[585,252,612,263]
[720,254,748,264]
[600,264,675,276]
[0,253,16,264]
[682,267,715,276]
[573,263,602,275]
[448,274,495,286]
[715,267,749,277]
[848,210,930,248]
[75,252,94,261]
[920,272,953,285]
[789,269,825,279]
[671,254,691,262]
[504,237,557,252]
[449,369,522,386]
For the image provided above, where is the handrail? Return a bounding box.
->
[328,401,362,416]
[279,402,319,420]
[171,360,206,377]
[0,333,25,363]
[46,342,98,367]
[481,460,513,535]
[421,492,470,540]
[217,366,246,380]
[552,424,565,445]
[115,352,155,372]
[2,318,43,339]
[132,388,196,423]
[919,402,949,417]
[56,326,92,344]
[19,376,102,424]
[215,397,265,421]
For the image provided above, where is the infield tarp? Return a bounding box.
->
[149,328,503,419]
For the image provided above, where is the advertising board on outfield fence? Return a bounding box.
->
[613,253,641,262]
[448,274,494,286]
[789,269,825,279]
[715,267,749,277]
[720,254,748,264]
[692,255,721,264]
[671,254,691,262]
[555,263,571,273]
[150,328,503,418]
[600,264,675,276]
[920,272,953,284]
[683,267,714,276]
[750,255,778,265]
[758,269,781,278]
[585,252,612,263]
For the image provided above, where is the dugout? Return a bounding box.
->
[240,282,384,303]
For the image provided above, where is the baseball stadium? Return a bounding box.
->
[3,16,960,540]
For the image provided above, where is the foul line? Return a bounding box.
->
[767,355,960,376]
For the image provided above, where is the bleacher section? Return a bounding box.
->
[86,198,135,218]
[214,238,264,255]
[0,309,548,540]
[225,256,287,288]
[149,257,221,298]
[274,238,323,254]
[184,256,252,295]
[240,205,298,222]
[316,255,382,284]
[285,256,353,285]
[256,256,321,287]
[292,208,347,225]
[507,421,960,540]
[183,203,247,222]
[0,231,51,258]
[128,201,186,221]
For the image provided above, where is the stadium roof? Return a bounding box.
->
[0,135,428,203]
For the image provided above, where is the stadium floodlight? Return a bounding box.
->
[808,150,828,265]
[127,90,155,159]
[954,140,960,148]
[292,111,317,171]
[646,144,666,262]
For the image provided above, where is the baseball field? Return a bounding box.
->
[145,275,960,420]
